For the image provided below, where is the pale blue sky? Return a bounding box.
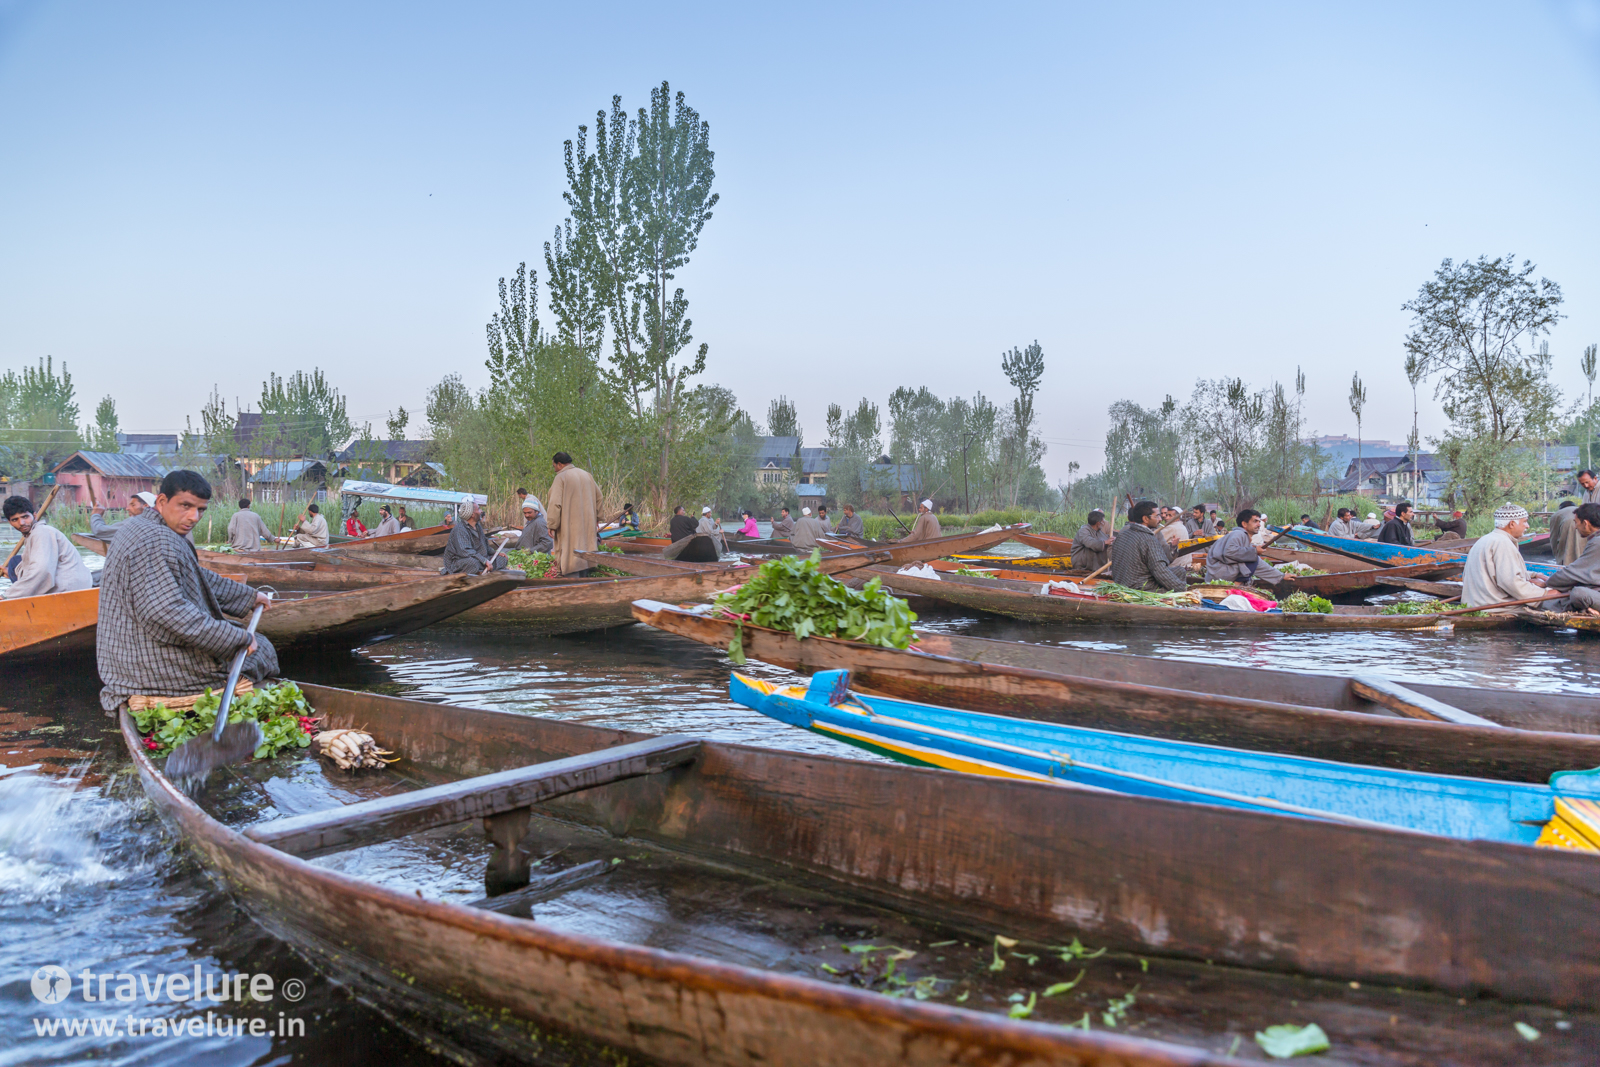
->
[2,1,1598,480]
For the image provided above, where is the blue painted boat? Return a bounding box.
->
[1272,524,1560,576]
[730,670,1600,848]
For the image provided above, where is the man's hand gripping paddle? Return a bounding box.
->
[164,593,272,782]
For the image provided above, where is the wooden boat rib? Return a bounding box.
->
[123,684,1233,1067]
[630,601,1600,782]
[123,681,1600,1053]
[864,566,1518,630]
[0,587,99,663]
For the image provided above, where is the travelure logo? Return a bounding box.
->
[32,966,72,1004]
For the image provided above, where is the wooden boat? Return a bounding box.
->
[256,571,526,654]
[74,534,429,593]
[729,671,1600,848]
[217,526,452,565]
[122,680,1600,1063]
[1278,525,1561,577]
[0,587,99,663]
[864,566,1518,630]
[447,547,903,635]
[633,601,1600,781]
[1012,529,1219,563]
[1275,558,1463,598]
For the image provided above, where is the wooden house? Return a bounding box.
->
[50,451,164,508]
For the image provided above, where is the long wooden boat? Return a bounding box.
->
[0,587,99,663]
[1278,525,1561,577]
[256,571,526,654]
[865,566,1518,630]
[122,682,1600,1067]
[240,523,452,558]
[1012,529,1220,563]
[632,602,1600,781]
[75,534,430,593]
[446,547,899,636]
[730,671,1599,848]
[1276,558,1463,598]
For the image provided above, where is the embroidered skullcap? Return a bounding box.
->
[1493,502,1528,528]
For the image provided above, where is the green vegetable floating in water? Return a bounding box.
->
[716,550,917,650]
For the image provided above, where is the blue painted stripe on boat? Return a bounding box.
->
[1274,525,1558,577]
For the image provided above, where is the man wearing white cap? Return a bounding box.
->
[790,506,828,550]
[90,491,157,541]
[696,505,727,553]
[517,497,552,552]
[227,496,273,552]
[1461,503,1552,611]
[896,499,942,543]
[1355,511,1381,540]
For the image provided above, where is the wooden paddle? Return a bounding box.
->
[1433,591,1565,617]
[883,503,914,537]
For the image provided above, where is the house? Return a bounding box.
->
[754,437,800,488]
[113,432,179,456]
[335,440,435,485]
[50,451,164,508]
[1382,454,1450,502]
[860,462,923,508]
[248,460,330,503]
[797,447,830,486]
[1334,456,1406,496]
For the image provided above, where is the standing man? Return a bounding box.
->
[90,491,156,540]
[517,498,552,552]
[228,497,274,552]
[1378,501,1416,546]
[2,496,93,599]
[1328,508,1356,538]
[1543,503,1600,614]
[1462,503,1551,611]
[1071,510,1113,572]
[1205,509,1286,587]
[1110,501,1188,592]
[896,499,942,543]
[547,451,599,578]
[289,503,328,547]
[1548,500,1579,564]
[96,470,277,712]
[790,507,828,550]
[441,501,508,575]
[770,507,795,540]
[834,503,866,541]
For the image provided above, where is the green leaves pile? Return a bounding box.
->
[1095,583,1202,607]
[131,682,318,761]
[715,551,916,655]
[1281,592,1333,614]
[1378,600,1461,615]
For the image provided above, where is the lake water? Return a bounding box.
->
[4,554,1599,1064]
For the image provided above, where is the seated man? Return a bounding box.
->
[1327,508,1356,538]
[1543,503,1600,615]
[227,497,274,553]
[1156,506,1189,559]
[896,499,941,543]
[834,503,866,541]
[1378,501,1415,546]
[668,505,698,543]
[371,504,401,538]
[1462,503,1549,611]
[1110,500,1188,592]
[440,501,508,575]
[770,507,794,540]
[96,470,277,712]
[1071,510,1112,572]
[289,503,329,547]
[1432,509,1469,540]
[517,498,552,552]
[1205,509,1285,587]
[790,507,828,550]
[1298,512,1322,531]
[90,491,156,540]
[3,496,94,599]
[1548,500,1579,563]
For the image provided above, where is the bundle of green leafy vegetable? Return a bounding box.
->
[1378,600,1466,615]
[508,547,633,579]
[131,682,318,760]
[1094,583,1203,607]
[715,550,916,660]
[1280,591,1333,614]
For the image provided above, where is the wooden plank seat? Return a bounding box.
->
[1350,675,1501,728]
[245,736,703,893]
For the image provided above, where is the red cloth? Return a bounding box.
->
[345,517,368,537]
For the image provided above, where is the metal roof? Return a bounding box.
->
[249,460,328,483]
[52,451,164,479]
[338,480,486,507]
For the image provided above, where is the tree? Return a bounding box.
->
[1583,343,1597,472]
[1348,371,1366,488]
[0,356,83,477]
[560,82,719,515]
[1404,351,1424,497]
[1403,255,1564,443]
[258,370,352,459]
[544,218,606,358]
[88,395,120,452]
[998,341,1046,507]
[824,398,882,505]
[486,262,540,389]
[386,407,409,441]
[766,395,800,440]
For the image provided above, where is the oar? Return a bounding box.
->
[164,593,272,781]
[1432,591,1566,617]
[883,503,914,536]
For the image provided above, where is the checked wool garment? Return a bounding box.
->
[97,511,279,711]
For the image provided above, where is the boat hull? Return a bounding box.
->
[0,587,99,663]
[258,572,525,653]
[1278,526,1561,577]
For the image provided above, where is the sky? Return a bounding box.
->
[2,1,1599,482]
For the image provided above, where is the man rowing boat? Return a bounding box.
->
[441,501,508,575]
[3,496,94,599]
[896,500,941,543]
[90,491,156,540]
[289,504,329,548]
[97,471,277,712]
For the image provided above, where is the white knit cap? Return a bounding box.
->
[1494,502,1528,528]
[134,491,157,507]
[523,496,542,513]
[921,499,933,509]
[801,507,812,516]
[1366,513,1376,520]
[702,506,711,514]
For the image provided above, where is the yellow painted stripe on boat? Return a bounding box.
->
[810,721,1065,785]
[1537,816,1600,851]
[1555,797,1600,850]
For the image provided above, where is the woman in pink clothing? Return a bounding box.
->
[738,510,760,538]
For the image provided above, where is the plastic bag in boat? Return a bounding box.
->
[897,563,940,579]
[1038,580,1083,596]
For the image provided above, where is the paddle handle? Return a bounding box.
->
[1084,560,1112,580]
[211,598,268,741]
[1436,591,1564,618]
